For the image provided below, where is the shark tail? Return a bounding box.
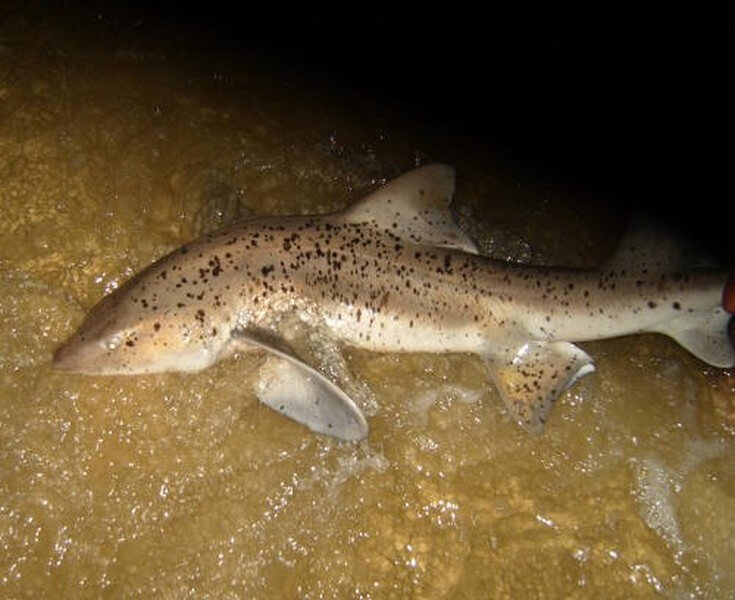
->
[606,221,735,368]
[650,307,735,368]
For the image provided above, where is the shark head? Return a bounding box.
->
[53,269,222,375]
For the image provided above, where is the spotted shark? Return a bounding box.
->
[53,165,735,439]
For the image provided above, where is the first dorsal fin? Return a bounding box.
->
[339,164,479,254]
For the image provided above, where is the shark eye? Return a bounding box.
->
[102,334,123,350]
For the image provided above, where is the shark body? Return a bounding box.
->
[54,165,735,439]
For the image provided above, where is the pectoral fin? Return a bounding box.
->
[233,327,368,441]
[486,341,595,433]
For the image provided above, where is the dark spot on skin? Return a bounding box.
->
[673,301,681,310]
[648,301,657,309]
[261,264,275,277]
[154,322,161,331]
[125,340,135,347]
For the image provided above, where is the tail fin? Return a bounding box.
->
[607,221,735,368]
[651,308,735,368]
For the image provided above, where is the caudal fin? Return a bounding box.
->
[651,307,735,368]
[607,222,735,368]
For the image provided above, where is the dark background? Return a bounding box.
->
[58,4,732,261]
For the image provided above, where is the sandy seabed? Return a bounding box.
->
[1,5,734,598]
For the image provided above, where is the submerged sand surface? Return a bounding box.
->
[1,5,733,597]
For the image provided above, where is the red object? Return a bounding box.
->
[724,273,735,314]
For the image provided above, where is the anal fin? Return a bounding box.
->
[486,341,595,433]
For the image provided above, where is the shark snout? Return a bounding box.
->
[53,335,96,373]
[53,326,124,374]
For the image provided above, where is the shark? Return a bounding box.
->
[53,165,735,440]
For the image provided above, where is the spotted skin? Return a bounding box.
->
[54,165,735,435]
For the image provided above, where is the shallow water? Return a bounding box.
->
[1,6,734,598]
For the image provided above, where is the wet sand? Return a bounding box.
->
[1,4,733,597]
